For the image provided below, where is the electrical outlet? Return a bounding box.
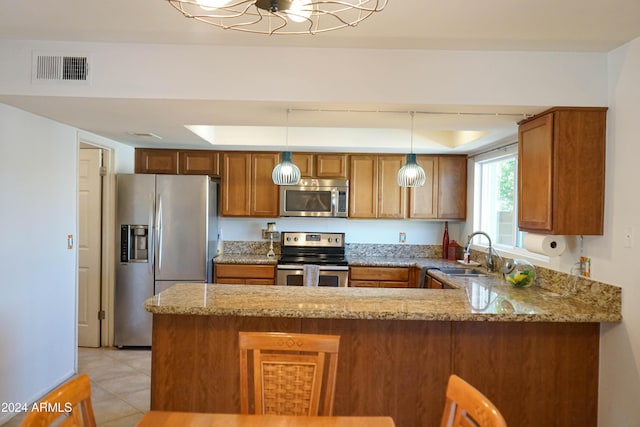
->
[399,232,406,243]
[624,227,633,248]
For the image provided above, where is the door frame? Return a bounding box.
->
[77,138,116,347]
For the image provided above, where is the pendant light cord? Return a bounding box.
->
[286,108,290,149]
[410,111,415,154]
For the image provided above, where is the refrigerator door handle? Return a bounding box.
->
[157,195,163,271]
[148,194,155,274]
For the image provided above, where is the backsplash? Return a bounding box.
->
[220,240,441,258]
[345,243,440,258]
[222,240,279,255]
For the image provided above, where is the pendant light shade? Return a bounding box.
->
[272,151,301,185]
[397,153,426,187]
[272,110,301,185]
[397,112,426,187]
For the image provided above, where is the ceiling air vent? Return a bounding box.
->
[32,53,89,84]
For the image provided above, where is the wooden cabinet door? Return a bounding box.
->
[518,108,606,235]
[378,155,406,219]
[408,155,439,219]
[316,154,348,178]
[251,153,279,217]
[518,113,554,232]
[438,156,467,220]
[292,153,314,178]
[427,275,444,289]
[349,155,378,218]
[179,150,220,177]
[135,149,178,174]
[221,153,251,216]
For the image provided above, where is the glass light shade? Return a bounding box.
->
[286,0,313,23]
[272,151,301,185]
[397,153,426,187]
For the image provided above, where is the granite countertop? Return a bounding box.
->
[145,275,621,323]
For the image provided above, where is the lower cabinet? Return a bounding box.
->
[349,266,416,288]
[214,264,275,285]
[426,274,455,289]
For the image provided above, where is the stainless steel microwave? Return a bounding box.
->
[279,179,349,217]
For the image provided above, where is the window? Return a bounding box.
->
[473,144,523,249]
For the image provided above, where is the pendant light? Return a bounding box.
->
[397,111,426,187]
[272,109,301,186]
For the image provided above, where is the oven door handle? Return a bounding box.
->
[277,264,349,271]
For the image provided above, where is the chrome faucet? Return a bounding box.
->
[465,231,503,273]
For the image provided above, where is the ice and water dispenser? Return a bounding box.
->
[120,225,149,262]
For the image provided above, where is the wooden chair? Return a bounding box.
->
[440,374,507,427]
[20,374,96,427]
[239,331,340,416]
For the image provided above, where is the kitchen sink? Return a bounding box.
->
[438,268,487,277]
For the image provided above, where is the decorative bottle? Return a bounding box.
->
[442,221,449,259]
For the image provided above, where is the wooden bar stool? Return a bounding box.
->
[239,332,340,416]
[20,374,96,427]
[440,374,507,427]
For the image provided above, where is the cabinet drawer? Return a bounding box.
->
[245,279,275,285]
[349,280,379,288]
[215,264,275,279]
[383,281,412,288]
[350,266,409,281]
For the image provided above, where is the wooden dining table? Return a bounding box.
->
[137,411,396,427]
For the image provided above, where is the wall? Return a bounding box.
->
[0,41,608,110]
[594,37,640,426]
[0,104,77,424]
[0,104,133,424]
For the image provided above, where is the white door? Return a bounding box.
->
[78,148,103,347]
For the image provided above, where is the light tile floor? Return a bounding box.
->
[2,347,151,427]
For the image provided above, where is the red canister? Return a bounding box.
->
[447,240,460,261]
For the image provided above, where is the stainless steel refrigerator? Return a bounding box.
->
[115,174,218,347]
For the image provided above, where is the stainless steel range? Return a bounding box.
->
[276,232,348,287]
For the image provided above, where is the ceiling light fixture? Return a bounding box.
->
[166,0,388,35]
[272,109,301,186]
[397,111,426,188]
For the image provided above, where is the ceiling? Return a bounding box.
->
[1,0,639,153]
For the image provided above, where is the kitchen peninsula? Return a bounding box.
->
[146,270,620,427]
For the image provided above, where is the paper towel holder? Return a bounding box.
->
[262,222,280,258]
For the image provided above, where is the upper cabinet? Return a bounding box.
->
[135,149,179,174]
[437,156,467,220]
[179,150,220,176]
[349,154,407,219]
[135,148,220,177]
[292,153,348,178]
[221,152,279,217]
[408,155,467,220]
[518,107,607,235]
[134,148,466,220]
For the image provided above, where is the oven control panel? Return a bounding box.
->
[281,232,345,248]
